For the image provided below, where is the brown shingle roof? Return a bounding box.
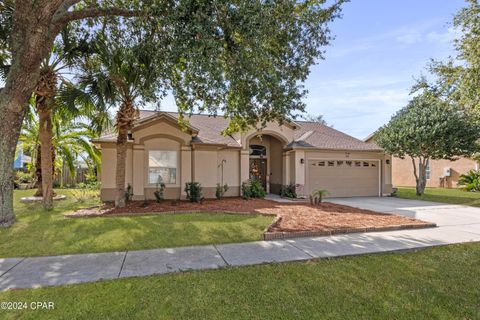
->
[290,121,383,151]
[97,110,382,151]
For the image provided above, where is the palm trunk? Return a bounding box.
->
[114,100,137,208]
[35,68,57,210]
[38,108,54,209]
[34,145,43,197]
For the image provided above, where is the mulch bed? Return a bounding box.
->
[66,198,436,239]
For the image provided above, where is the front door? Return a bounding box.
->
[249,159,267,189]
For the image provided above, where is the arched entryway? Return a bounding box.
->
[247,133,286,194]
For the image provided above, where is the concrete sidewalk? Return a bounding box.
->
[1,198,480,291]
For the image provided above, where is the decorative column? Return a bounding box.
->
[180,146,192,199]
[294,150,305,196]
[240,150,250,191]
[282,151,289,185]
[132,145,145,200]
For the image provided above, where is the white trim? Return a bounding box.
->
[305,158,381,197]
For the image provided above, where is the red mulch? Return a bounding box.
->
[67,198,433,234]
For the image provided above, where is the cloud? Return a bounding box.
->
[425,26,459,44]
[396,31,423,45]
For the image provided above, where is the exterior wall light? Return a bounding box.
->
[300,158,304,164]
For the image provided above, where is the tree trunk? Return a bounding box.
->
[34,145,43,197]
[38,108,54,209]
[35,67,57,210]
[0,4,58,225]
[114,100,138,208]
[115,127,128,208]
[0,107,26,226]
[415,158,428,196]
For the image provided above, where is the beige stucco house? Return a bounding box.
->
[94,111,393,201]
[391,157,477,188]
[364,134,478,188]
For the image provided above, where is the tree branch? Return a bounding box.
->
[411,156,418,181]
[53,7,146,26]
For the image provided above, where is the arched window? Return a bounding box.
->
[249,145,266,157]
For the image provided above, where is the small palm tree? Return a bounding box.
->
[458,170,480,192]
[310,189,329,206]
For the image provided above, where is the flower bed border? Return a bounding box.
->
[263,222,437,240]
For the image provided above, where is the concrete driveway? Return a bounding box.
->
[329,196,480,233]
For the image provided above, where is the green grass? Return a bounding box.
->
[0,190,272,258]
[397,187,480,207]
[1,243,479,319]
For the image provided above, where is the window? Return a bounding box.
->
[370,162,377,167]
[249,145,266,157]
[328,161,335,167]
[355,161,361,167]
[337,161,344,166]
[318,161,325,166]
[346,161,352,167]
[426,162,431,180]
[148,151,177,184]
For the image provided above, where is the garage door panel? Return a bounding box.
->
[307,160,379,197]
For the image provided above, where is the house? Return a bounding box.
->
[364,135,478,188]
[93,111,393,201]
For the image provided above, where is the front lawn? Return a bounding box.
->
[0,190,272,258]
[397,187,480,207]
[1,243,479,319]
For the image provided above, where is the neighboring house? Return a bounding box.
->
[93,111,393,201]
[13,143,31,170]
[364,134,478,188]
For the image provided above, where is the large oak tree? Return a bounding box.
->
[0,0,344,225]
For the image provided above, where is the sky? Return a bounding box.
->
[157,0,467,139]
[300,0,466,139]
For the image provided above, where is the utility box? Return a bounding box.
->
[443,167,451,177]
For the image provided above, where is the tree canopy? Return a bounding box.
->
[375,91,480,195]
[375,93,479,160]
[414,0,480,120]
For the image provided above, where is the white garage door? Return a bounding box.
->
[307,159,380,197]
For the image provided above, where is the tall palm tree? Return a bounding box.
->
[77,40,160,207]
[31,31,96,208]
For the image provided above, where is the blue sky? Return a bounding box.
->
[159,0,466,139]
[301,0,466,139]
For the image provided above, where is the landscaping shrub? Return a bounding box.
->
[71,189,99,202]
[241,181,252,200]
[15,171,33,184]
[154,182,166,202]
[215,183,229,200]
[185,182,202,202]
[310,189,329,206]
[242,179,266,199]
[125,184,133,202]
[458,170,480,192]
[281,183,297,198]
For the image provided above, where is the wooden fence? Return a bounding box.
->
[54,167,90,187]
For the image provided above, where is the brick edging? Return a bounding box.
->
[263,222,437,240]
